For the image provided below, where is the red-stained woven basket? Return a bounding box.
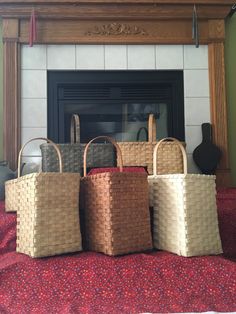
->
[80,136,152,256]
[88,167,147,175]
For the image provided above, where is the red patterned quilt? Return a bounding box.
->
[0,193,236,313]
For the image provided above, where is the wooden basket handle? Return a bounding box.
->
[70,114,80,144]
[136,127,148,141]
[153,137,187,175]
[17,137,63,178]
[148,114,157,143]
[83,136,123,177]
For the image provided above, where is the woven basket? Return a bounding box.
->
[7,137,82,258]
[5,164,26,212]
[117,114,156,174]
[80,136,152,256]
[154,140,185,175]
[5,175,18,213]
[41,114,116,173]
[148,137,223,257]
[118,114,185,175]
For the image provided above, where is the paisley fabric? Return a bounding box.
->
[0,191,236,313]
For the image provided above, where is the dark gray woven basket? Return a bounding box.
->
[41,114,116,173]
[40,143,116,173]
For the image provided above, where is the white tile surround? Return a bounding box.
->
[21,44,210,173]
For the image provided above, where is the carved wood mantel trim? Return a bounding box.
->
[3,19,21,171]
[18,19,221,45]
[0,1,233,186]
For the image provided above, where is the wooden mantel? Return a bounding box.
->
[0,0,234,186]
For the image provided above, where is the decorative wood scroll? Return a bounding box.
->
[86,23,147,36]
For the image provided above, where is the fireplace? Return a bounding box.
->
[47,70,184,143]
[0,0,232,186]
[19,44,206,173]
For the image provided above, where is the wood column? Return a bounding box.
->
[3,19,20,170]
[208,42,231,187]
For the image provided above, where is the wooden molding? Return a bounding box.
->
[0,2,232,20]
[3,24,20,170]
[0,1,231,44]
[208,20,225,41]
[18,19,218,45]
[208,42,231,187]
[2,18,19,41]
[0,0,234,3]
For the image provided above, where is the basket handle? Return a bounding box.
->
[17,137,63,178]
[83,136,123,177]
[136,127,148,141]
[70,114,80,144]
[153,137,187,175]
[148,114,157,143]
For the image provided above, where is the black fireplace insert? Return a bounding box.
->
[47,70,184,143]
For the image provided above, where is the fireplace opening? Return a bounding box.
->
[47,70,184,143]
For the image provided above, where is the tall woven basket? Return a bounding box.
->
[6,137,82,258]
[117,114,185,175]
[80,136,152,256]
[40,114,116,173]
[148,137,223,257]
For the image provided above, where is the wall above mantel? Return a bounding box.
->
[0,0,233,186]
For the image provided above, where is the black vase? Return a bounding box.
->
[193,123,221,175]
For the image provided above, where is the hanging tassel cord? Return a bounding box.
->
[29,9,36,47]
[228,3,236,18]
[192,4,199,48]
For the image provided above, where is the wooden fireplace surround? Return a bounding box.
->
[0,0,234,186]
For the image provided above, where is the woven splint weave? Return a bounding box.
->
[81,136,152,256]
[148,137,222,257]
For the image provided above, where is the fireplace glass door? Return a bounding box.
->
[48,70,184,143]
[62,102,168,143]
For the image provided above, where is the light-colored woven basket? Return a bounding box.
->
[80,136,152,256]
[41,114,116,173]
[5,176,18,212]
[148,137,223,257]
[7,137,82,258]
[118,114,185,175]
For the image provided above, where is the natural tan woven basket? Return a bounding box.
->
[148,137,223,257]
[154,140,185,175]
[117,114,185,175]
[117,114,156,174]
[5,163,27,212]
[7,137,82,258]
[80,136,152,256]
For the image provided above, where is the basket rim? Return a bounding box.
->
[82,171,148,180]
[148,173,216,179]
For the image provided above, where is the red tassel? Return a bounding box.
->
[29,9,36,47]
